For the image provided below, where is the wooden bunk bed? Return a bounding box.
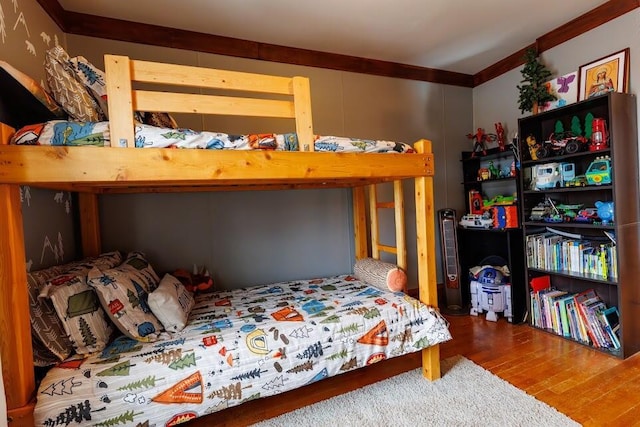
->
[0,55,443,426]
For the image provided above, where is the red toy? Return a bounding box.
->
[491,206,518,229]
[467,128,488,157]
[590,118,609,151]
[468,190,483,215]
[173,267,214,293]
[495,122,506,151]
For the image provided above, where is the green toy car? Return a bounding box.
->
[585,156,612,185]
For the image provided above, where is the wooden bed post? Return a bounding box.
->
[393,180,407,272]
[78,192,101,257]
[0,123,36,416]
[0,183,35,412]
[413,139,441,380]
[352,186,368,259]
[105,55,135,148]
[291,76,314,151]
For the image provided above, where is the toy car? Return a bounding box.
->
[534,162,575,189]
[554,203,583,221]
[565,175,588,187]
[529,199,555,221]
[585,155,612,185]
[574,207,599,223]
[459,213,493,229]
[543,214,564,223]
[536,132,588,158]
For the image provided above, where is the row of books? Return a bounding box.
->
[525,232,617,280]
[530,284,620,350]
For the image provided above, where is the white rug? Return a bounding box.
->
[253,355,579,427]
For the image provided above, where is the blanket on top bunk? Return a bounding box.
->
[12,120,415,153]
[34,274,451,426]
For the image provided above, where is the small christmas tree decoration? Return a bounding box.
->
[517,48,557,114]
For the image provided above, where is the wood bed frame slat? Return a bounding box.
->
[134,90,296,118]
[131,59,296,94]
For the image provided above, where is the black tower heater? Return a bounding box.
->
[438,209,466,315]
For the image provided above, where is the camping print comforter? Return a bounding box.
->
[34,275,451,426]
[12,120,415,153]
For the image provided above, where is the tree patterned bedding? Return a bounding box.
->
[34,274,451,426]
[12,120,415,153]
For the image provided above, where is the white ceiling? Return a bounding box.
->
[59,0,610,75]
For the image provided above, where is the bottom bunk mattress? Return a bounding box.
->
[34,274,451,426]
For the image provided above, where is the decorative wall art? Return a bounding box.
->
[578,48,629,101]
[539,71,578,112]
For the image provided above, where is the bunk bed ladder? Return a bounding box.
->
[353,181,407,291]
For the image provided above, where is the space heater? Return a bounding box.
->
[438,209,465,314]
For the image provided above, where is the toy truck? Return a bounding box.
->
[534,162,576,190]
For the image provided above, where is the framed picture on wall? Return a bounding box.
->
[578,48,629,101]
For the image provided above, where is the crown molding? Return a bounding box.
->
[37,0,639,88]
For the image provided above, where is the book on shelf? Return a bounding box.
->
[555,294,574,338]
[599,306,621,349]
[530,286,618,350]
[573,289,615,349]
[525,232,615,280]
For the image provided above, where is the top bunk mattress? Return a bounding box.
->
[12,121,416,154]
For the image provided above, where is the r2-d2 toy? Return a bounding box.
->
[469,266,512,322]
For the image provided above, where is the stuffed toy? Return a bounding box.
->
[173,265,214,293]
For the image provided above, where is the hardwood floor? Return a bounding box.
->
[195,315,640,426]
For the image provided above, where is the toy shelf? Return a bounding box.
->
[458,143,526,323]
[518,92,640,358]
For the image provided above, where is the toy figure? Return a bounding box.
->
[495,122,506,151]
[526,134,539,160]
[488,161,500,179]
[467,128,488,157]
[469,264,512,322]
[595,201,614,224]
[173,266,214,293]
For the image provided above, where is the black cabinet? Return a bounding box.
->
[458,146,526,323]
[518,92,640,358]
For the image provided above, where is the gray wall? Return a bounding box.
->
[0,0,76,271]
[100,190,353,288]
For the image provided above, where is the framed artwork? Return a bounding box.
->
[539,71,578,112]
[578,48,629,101]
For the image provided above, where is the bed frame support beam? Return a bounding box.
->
[414,139,441,380]
[0,184,35,410]
[0,123,35,414]
[78,192,102,257]
[352,187,368,259]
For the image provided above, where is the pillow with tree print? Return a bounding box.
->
[44,46,105,121]
[39,274,113,354]
[87,252,163,342]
